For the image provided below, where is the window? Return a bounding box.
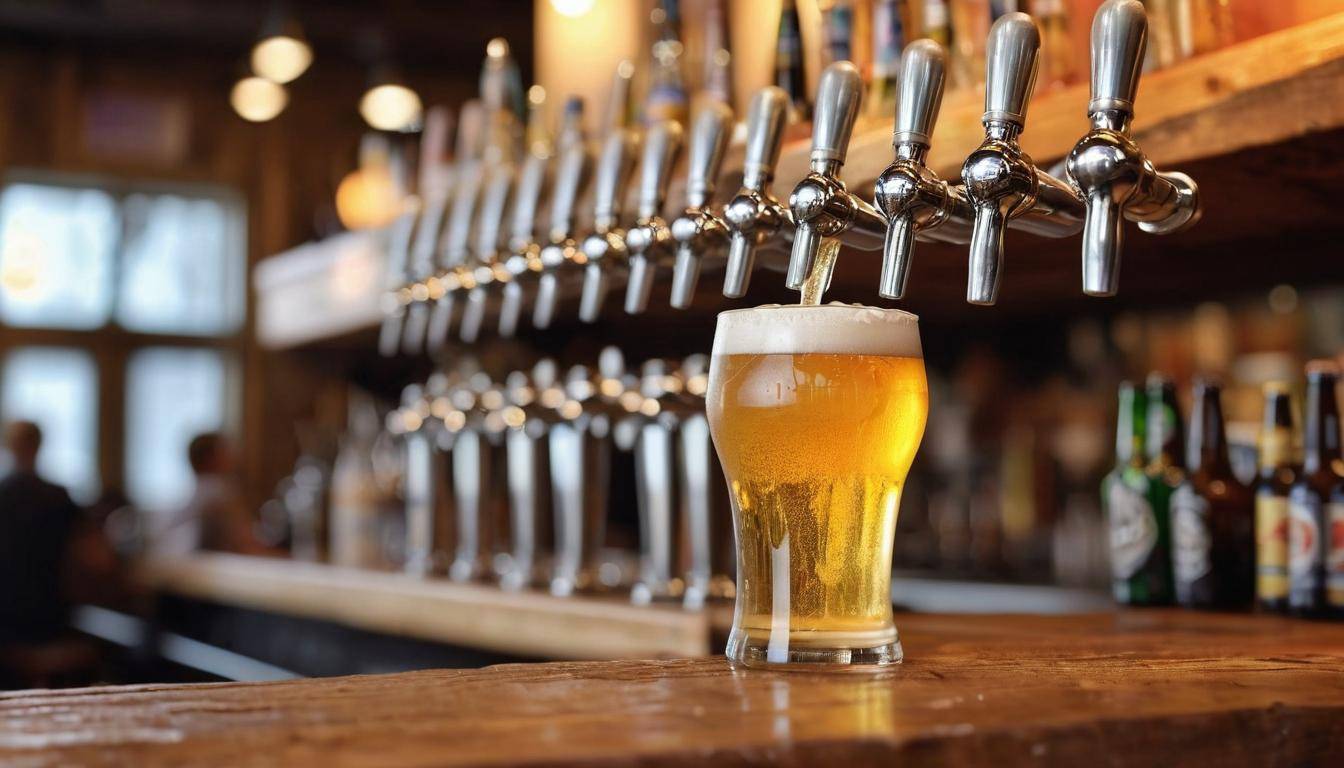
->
[1,348,99,502]
[0,183,117,328]
[0,174,246,511]
[125,348,229,512]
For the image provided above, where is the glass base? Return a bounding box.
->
[725,628,903,670]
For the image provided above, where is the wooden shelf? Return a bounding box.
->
[254,13,1344,347]
[137,554,711,661]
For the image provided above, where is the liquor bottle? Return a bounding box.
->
[1255,383,1297,612]
[775,0,811,120]
[1033,0,1076,90]
[645,0,688,124]
[1171,379,1254,609]
[948,0,989,90]
[1103,381,1152,604]
[989,0,1018,20]
[922,0,958,87]
[702,0,734,106]
[868,0,907,114]
[1143,0,1181,70]
[821,0,856,66]
[1130,373,1183,605]
[1288,361,1343,617]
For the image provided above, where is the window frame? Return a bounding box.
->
[0,170,247,505]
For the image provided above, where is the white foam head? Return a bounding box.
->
[712,303,922,357]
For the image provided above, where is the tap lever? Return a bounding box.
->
[623,120,683,314]
[1066,0,1201,297]
[785,62,885,295]
[983,12,1040,130]
[1089,0,1146,122]
[874,39,974,300]
[669,102,734,309]
[533,131,591,329]
[579,129,639,323]
[722,86,789,298]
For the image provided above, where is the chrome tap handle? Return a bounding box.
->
[1090,0,1146,121]
[877,39,949,300]
[508,153,548,251]
[810,60,863,174]
[426,161,485,353]
[578,130,638,323]
[723,86,789,298]
[983,12,1040,130]
[593,130,636,231]
[742,87,789,191]
[637,120,682,221]
[547,141,587,243]
[624,120,683,315]
[785,62,882,292]
[1067,0,1201,297]
[533,138,591,329]
[669,102,734,310]
[893,39,946,147]
[684,101,733,210]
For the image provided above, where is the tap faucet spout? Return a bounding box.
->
[622,120,684,314]
[961,13,1085,305]
[1066,0,1201,297]
[668,102,734,309]
[722,86,791,298]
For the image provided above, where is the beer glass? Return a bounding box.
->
[706,304,928,668]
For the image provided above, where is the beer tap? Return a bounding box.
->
[621,120,684,315]
[458,157,515,344]
[499,361,558,591]
[425,147,487,354]
[402,105,476,354]
[668,101,735,309]
[448,369,510,582]
[1066,0,1201,297]
[531,98,590,330]
[960,13,1086,305]
[784,62,886,293]
[674,354,734,609]
[399,382,454,577]
[721,86,791,298]
[577,129,639,323]
[629,358,685,604]
[497,130,552,338]
[872,41,976,300]
[547,362,613,596]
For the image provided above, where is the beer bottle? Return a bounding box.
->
[1255,383,1297,612]
[821,0,855,66]
[1171,379,1254,609]
[1288,361,1342,617]
[1124,373,1183,605]
[1103,381,1151,603]
[868,0,908,114]
[775,0,811,121]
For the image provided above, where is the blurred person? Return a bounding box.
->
[156,432,274,556]
[0,421,79,644]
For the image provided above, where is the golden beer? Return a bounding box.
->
[707,304,927,667]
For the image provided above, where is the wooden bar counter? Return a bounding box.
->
[5,610,1343,766]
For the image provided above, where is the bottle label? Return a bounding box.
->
[1108,480,1157,580]
[1255,494,1289,600]
[1328,502,1344,607]
[1172,484,1212,586]
[1288,497,1322,584]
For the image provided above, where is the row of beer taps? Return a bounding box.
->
[378,0,1201,357]
[386,348,733,608]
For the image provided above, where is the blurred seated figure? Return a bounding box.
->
[156,432,273,556]
[0,421,79,645]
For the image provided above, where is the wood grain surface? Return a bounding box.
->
[5,611,1343,766]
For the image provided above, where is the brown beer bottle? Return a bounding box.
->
[1171,379,1254,609]
[1255,383,1297,612]
[1288,361,1343,617]
[775,0,811,121]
